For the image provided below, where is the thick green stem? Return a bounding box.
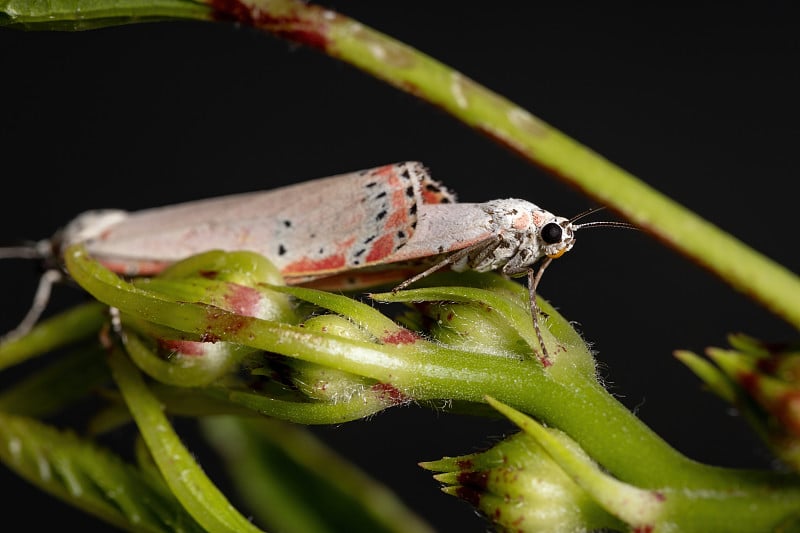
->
[225,0,800,329]
[5,2,800,528]
[63,242,792,495]
[5,0,792,328]
[387,343,785,491]
[107,340,265,533]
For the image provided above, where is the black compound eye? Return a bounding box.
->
[541,222,563,244]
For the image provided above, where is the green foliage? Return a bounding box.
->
[3,1,800,531]
[0,411,205,532]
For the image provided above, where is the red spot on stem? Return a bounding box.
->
[371,382,407,403]
[737,371,759,394]
[382,329,419,345]
[210,0,331,50]
[204,307,250,340]
[158,339,206,357]
[457,470,489,489]
[455,458,474,470]
[201,332,221,343]
[776,391,800,436]
[224,283,263,317]
[453,486,481,507]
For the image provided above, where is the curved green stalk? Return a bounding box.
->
[0,411,204,532]
[2,0,798,329]
[63,245,800,498]
[4,1,800,530]
[0,302,107,371]
[202,417,436,533]
[107,339,266,533]
[242,0,800,329]
[0,0,210,30]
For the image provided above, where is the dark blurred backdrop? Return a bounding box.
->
[1,3,798,531]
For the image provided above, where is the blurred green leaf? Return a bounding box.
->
[0,411,204,532]
[202,416,435,533]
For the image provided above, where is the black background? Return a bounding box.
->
[1,3,798,531]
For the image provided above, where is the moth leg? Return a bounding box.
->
[1,269,63,343]
[527,257,553,364]
[392,242,484,292]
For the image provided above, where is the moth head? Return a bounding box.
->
[548,206,638,259]
[539,217,576,259]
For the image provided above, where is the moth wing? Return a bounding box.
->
[290,203,496,290]
[382,203,495,263]
[81,162,455,276]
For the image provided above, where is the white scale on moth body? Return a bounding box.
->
[0,161,635,362]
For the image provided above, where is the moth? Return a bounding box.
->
[2,162,633,360]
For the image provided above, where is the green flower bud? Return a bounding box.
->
[288,315,377,402]
[678,334,800,472]
[416,300,531,358]
[421,431,622,532]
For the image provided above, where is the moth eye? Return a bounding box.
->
[541,222,563,244]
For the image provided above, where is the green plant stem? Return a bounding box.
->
[5,2,800,528]
[0,302,107,371]
[220,0,800,328]
[3,0,797,329]
[202,416,436,533]
[107,339,266,533]
[486,397,800,533]
[280,1,800,329]
[64,245,799,496]
[0,0,210,30]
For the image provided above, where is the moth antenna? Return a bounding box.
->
[568,206,639,232]
[569,206,607,223]
[573,220,639,231]
[0,240,50,260]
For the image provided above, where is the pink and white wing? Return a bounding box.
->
[381,203,496,263]
[81,162,456,277]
